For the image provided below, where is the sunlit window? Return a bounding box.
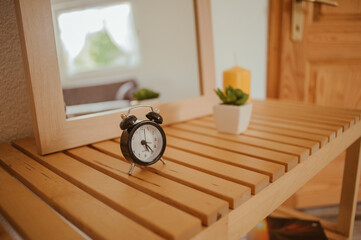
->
[55,2,140,78]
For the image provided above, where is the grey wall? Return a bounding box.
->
[0,0,33,143]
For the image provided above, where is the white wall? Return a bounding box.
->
[211,0,268,99]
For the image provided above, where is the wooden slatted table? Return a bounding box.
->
[0,100,361,240]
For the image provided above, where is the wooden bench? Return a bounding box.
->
[0,100,360,239]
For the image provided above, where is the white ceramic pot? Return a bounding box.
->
[213,102,253,134]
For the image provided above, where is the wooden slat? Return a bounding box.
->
[190,118,224,128]
[251,118,336,141]
[188,119,320,154]
[255,101,358,122]
[66,144,229,226]
[164,127,299,169]
[253,108,351,131]
[253,100,360,121]
[253,104,356,126]
[161,136,286,179]
[252,114,343,137]
[0,143,161,240]
[200,117,329,147]
[264,98,361,113]
[256,99,361,121]
[198,114,336,142]
[253,106,352,129]
[0,166,84,240]
[245,129,319,154]
[172,122,310,161]
[89,140,251,208]
[163,147,269,194]
[13,138,202,240]
[248,123,329,147]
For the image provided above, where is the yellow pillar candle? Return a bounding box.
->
[223,66,251,102]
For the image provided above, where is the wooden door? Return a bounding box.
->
[267,0,361,208]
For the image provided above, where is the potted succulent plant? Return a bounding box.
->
[213,86,252,134]
[131,88,160,106]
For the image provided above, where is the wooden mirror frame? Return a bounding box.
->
[15,0,217,155]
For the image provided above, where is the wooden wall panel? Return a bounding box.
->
[320,0,361,16]
[307,63,361,109]
[267,0,361,208]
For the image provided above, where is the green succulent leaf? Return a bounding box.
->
[133,88,159,101]
[215,86,249,106]
[235,93,249,106]
[214,89,228,103]
[234,89,244,98]
[225,86,233,96]
[228,92,237,102]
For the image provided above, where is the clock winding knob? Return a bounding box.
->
[120,115,137,130]
[146,111,163,124]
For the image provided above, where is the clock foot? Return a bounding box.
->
[128,163,135,175]
[160,158,166,165]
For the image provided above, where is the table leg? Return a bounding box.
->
[337,138,361,239]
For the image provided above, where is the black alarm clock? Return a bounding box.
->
[120,105,166,175]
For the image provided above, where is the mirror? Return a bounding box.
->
[51,0,201,117]
[15,0,217,154]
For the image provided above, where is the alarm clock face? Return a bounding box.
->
[128,121,166,165]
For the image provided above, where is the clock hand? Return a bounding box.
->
[140,139,149,152]
[145,143,154,153]
[143,129,154,153]
[147,146,154,153]
[141,140,152,144]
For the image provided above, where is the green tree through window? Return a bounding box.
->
[55,3,140,79]
[74,28,126,72]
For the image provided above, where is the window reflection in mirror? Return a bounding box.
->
[57,3,140,76]
[51,0,200,118]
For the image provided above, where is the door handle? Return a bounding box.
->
[292,0,338,42]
